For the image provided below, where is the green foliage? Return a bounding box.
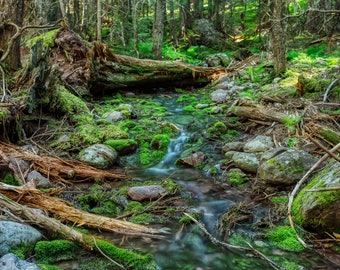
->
[37,265,61,270]
[228,171,248,186]
[286,50,300,61]
[238,89,260,99]
[286,137,299,148]
[306,45,327,58]
[1,173,20,186]
[283,115,301,131]
[35,240,79,264]
[266,226,304,252]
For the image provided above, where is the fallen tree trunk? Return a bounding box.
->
[0,183,162,237]
[0,192,158,269]
[230,105,291,123]
[0,142,125,182]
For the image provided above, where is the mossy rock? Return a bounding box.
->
[105,139,138,155]
[292,160,340,233]
[35,240,79,264]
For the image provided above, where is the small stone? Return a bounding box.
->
[128,185,166,201]
[232,152,259,173]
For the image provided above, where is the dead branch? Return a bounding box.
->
[0,183,163,237]
[183,213,285,270]
[323,79,339,103]
[306,134,340,162]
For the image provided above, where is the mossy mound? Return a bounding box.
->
[35,240,79,264]
[266,226,304,252]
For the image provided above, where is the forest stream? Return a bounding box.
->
[73,92,335,270]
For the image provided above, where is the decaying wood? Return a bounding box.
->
[0,142,125,183]
[0,192,158,268]
[0,183,162,237]
[230,105,292,124]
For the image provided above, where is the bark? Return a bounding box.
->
[0,0,24,70]
[270,0,286,76]
[0,184,162,237]
[152,0,166,59]
[231,105,291,123]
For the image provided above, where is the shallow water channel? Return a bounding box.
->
[109,93,332,270]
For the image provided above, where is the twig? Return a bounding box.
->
[92,236,126,270]
[323,79,339,103]
[184,213,285,270]
[287,142,340,248]
[0,65,6,102]
[307,134,340,162]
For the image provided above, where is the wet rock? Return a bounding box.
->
[244,135,274,153]
[118,103,136,118]
[0,253,40,270]
[210,89,228,103]
[232,152,259,173]
[224,151,236,160]
[0,221,42,256]
[106,111,124,122]
[178,151,207,168]
[128,185,166,201]
[292,161,340,233]
[78,144,118,169]
[222,142,245,152]
[26,170,52,188]
[258,148,318,185]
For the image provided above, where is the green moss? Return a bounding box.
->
[124,201,144,213]
[129,213,153,224]
[206,121,227,138]
[176,94,197,104]
[118,120,137,131]
[9,243,34,259]
[37,264,61,270]
[183,105,196,112]
[86,237,156,270]
[161,179,179,195]
[228,171,248,186]
[105,139,137,153]
[0,108,9,121]
[35,240,78,264]
[271,196,289,204]
[26,29,60,48]
[1,173,20,186]
[151,134,170,150]
[179,213,202,224]
[267,226,304,252]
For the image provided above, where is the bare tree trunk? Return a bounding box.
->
[97,0,102,41]
[270,0,286,76]
[152,0,166,59]
[132,0,141,57]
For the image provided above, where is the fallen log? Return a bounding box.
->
[0,192,158,269]
[0,142,125,182]
[230,105,292,124]
[0,183,162,237]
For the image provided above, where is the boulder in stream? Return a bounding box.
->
[177,151,207,168]
[78,144,118,169]
[0,221,42,256]
[128,185,166,201]
[258,148,318,185]
[292,160,340,233]
[0,253,40,270]
[232,152,259,173]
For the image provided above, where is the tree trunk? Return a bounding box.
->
[0,0,24,70]
[152,0,166,59]
[97,0,102,42]
[270,0,286,76]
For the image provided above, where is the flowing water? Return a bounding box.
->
[119,94,333,270]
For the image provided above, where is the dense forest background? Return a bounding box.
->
[1,0,339,75]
